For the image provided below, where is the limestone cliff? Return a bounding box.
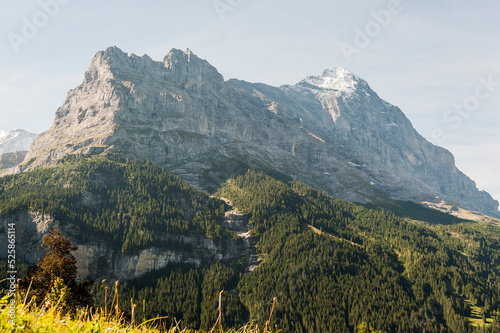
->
[0,209,248,280]
[16,47,499,218]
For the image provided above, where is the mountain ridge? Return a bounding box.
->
[7,46,499,218]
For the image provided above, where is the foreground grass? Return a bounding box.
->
[0,301,271,333]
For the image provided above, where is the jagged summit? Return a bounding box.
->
[84,46,223,89]
[163,48,195,65]
[162,48,224,87]
[9,46,500,218]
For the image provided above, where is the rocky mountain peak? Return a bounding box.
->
[163,48,195,66]
[84,46,155,83]
[99,45,129,61]
[83,46,224,88]
[163,48,224,88]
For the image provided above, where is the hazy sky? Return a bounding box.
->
[1,0,499,208]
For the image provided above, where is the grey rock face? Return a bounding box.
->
[18,47,500,218]
[0,211,55,264]
[0,209,246,280]
[0,151,27,170]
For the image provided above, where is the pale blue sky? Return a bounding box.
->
[1,0,499,207]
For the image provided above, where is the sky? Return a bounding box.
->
[1,0,499,208]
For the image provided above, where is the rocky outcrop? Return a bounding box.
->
[14,47,499,218]
[0,211,54,264]
[221,197,261,272]
[0,151,27,169]
[0,209,246,280]
[72,235,242,280]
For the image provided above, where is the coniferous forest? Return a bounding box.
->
[2,156,500,332]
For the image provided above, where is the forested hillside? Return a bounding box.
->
[0,156,227,253]
[215,171,500,332]
[2,159,500,332]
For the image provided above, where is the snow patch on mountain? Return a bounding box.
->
[298,67,359,93]
[0,129,38,154]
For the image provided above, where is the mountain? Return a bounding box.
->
[0,129,38,170]
[13,46,499,218]
[2,47,500,331]
[0,129,37,154]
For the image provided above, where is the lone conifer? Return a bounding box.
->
[19,227,93,312]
